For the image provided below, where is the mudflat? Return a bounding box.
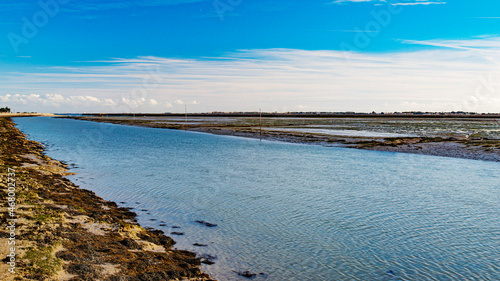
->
[69,115,500,162]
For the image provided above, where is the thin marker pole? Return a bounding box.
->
[259,108,262,141]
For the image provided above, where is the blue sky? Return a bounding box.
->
[1,0,499,113]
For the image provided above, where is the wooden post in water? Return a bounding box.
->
[259,108,262,141]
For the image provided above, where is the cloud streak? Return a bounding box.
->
[332,0,446,5]
[1,37,499,113]
[390,2,445,5]
[61,0,208,12]
[402,37,500,53]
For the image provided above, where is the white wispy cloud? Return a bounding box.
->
[390,1,446,5]
[1,37,499,113]
[329,30,379,33]
[401,37,500,53]
[62,0,208,12]
[0,93,118,108]
[0,2,33,9]
[332,0,446,5]
[332,0,373,4]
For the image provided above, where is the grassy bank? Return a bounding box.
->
[0,117,213,281]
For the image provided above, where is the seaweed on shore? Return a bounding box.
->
[0,117,214,280]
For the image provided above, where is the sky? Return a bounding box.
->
[0,0,499,113]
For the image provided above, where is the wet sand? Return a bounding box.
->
[0,117,213,280]
[68,116,500,162]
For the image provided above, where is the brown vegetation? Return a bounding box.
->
[0,117,213,281]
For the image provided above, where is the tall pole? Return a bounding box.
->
[259,108,262,141]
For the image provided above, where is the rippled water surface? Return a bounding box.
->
[13,117,500,281]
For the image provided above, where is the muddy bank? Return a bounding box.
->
[67,116,500,162]
[0,117,213,280]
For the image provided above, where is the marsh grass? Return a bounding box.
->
[24,242,63,276]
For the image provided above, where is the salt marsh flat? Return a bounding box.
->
[70,115,500,162]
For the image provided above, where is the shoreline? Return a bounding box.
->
[66,116,500,162]
[0,113,58,118]
[0,117,213,280]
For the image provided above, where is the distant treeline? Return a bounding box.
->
[0,107,11,113]
[79,111,500,119]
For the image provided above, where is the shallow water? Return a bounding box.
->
[262,127,414,138]
[13,117,500,281]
